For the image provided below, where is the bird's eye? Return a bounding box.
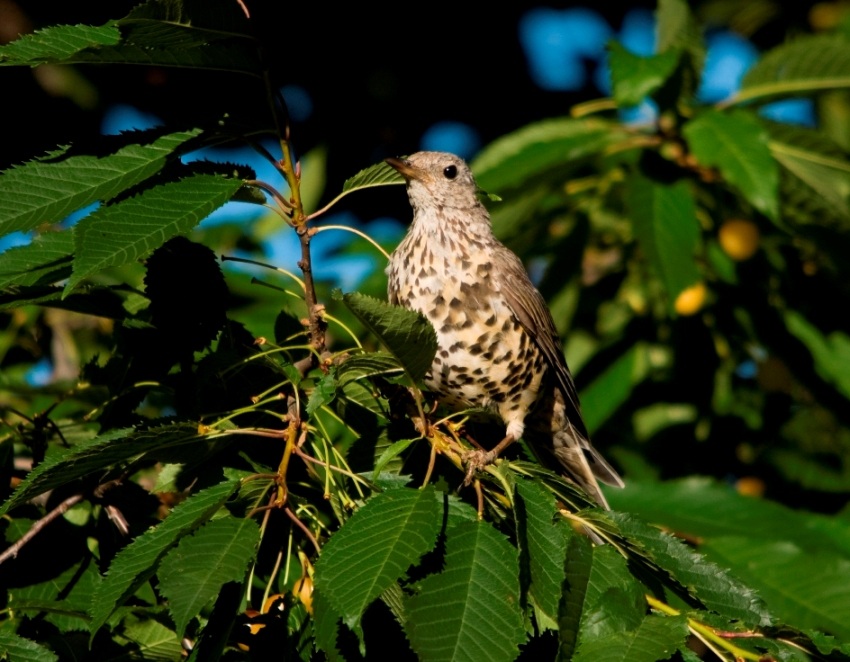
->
[443,165,458,180]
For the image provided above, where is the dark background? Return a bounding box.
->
[3,0,815,191]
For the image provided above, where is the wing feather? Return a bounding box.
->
[492,246,589,440]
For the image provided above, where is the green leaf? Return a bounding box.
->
[0,423,208,516]
[655,0,705,101]
[627,177,701,300]
[313,588,344,661]
[9,559,99,633]
[67,173,242,292]
[608,42,680,107]
[605,477,850,558]
[515,479,568,624]
[738,35,850,105]
[0,232,73,289]
[337,352,404,384]
[114,615,183,661]
[684,109,779,220]
[372,438,419,478]
[0,130,200,237]
[580,546,646,643]
[785,310,850,401]
[807,630,850,656]
[342,160,405,195]
[314,487,440,629]
[0,23,121,65]
[471,118,625,193]
[0,20,261,75]
[762,122,850,230]
[0,284,128,316]
[605,511,773,627]
[656,0,703,69]
[0,631,58,662]
[89,480,240,636]
[340,292,437,384]
[405,520,526,662]
[580,343,650,435]
[313,160,405,218]
[158,516,261,638]
[573,614,688,662]
[306,371,337,416]
[560,531,593,660]
[702,537,850,640]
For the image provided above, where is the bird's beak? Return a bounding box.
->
[385,157,421,182]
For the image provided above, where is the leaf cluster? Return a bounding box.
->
[2,0,850,660]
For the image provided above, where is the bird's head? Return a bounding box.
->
[386,151,482,212]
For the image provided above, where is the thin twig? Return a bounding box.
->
[0,494,83,565]
[474,479,484,520]
[285,506,320,555]
[291,444,369,484]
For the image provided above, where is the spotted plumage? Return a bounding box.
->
[386,151,623,508]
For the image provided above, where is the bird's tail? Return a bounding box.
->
[525,387,624,509]
[549,429,624,509]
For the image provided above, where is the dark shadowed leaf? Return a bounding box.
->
[158,516,261,637]
[89,480,240,636]
[702,537,850,640]
[628,177,701,301]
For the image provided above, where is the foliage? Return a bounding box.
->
[2,0,850,660]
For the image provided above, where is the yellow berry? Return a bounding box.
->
[718,219,760,261]
[674,282,707,316]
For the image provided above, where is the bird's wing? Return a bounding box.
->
[493,245,590,441]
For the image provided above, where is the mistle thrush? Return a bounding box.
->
[386,151,624,507]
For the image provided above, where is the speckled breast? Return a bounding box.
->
[387,231,547,419]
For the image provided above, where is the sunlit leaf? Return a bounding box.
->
[0,232,73,289]
[0,632,59,662]
[314,487,440,629]
[602,511,773,627]
[738,35,850,105]
[573,614,688,662]
[684,109,778,220]
[68,173,242,292]
[340,292,437,384]
[605,478,850,557]
[0,19,261,74]
[608,42,680,107]
[472,118,625,193]
[516,479,569,624]
[405,520,526,662]
[0,130,200,236]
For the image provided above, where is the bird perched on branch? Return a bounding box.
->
[385,151,623,507]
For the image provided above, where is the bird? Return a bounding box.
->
[385,151,624,508]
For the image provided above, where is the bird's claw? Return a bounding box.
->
[463,449,496,485]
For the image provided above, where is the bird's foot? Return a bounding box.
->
[463,449,497,485]
[462,433,516,485]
